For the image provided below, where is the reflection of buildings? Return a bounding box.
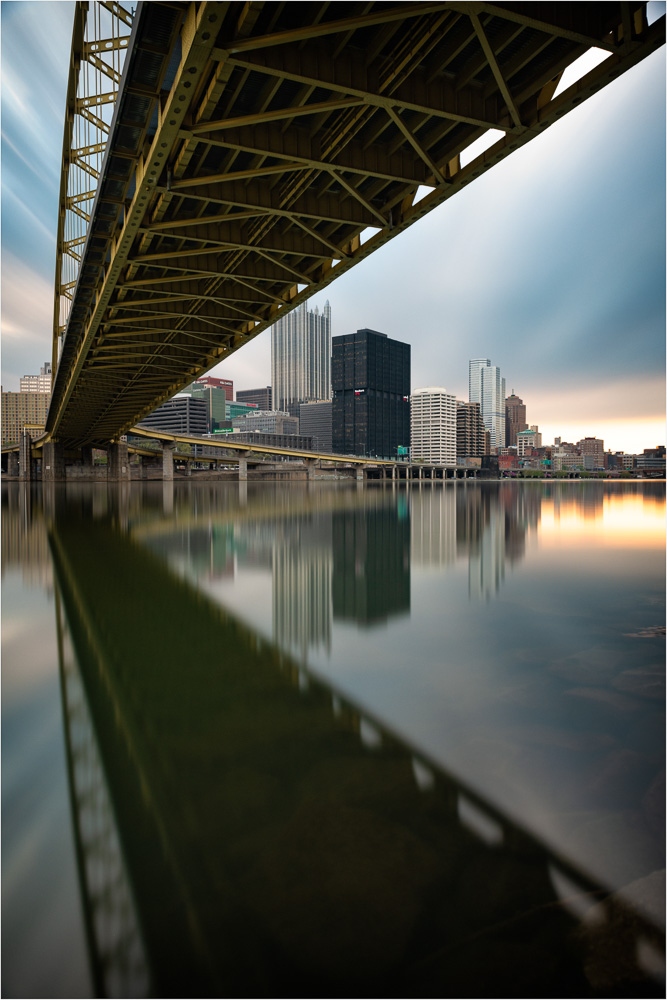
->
[272,518,333,656]
[1,488,53,589]
[332,505,410,625]
[455,485,540,600]
[411,489,456,567]
[50,509,663,999]
[468,500,506,600]
[550,483,605,523]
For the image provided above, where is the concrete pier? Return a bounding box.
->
[108,441,131,482]
[162,442,174,482]
[42,441,66,482]
[19,432,35,482]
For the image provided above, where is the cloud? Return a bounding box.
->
[1,252,55,386]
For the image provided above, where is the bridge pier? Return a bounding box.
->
[163,480,174,514]
[108,440,130,482]
[305,458,318,481]
[162,442,174,482]
[42,441,66,482]
[7,450,19,477]
[356,465,365,482]
[19,431,36,482]
[238,452,249,481]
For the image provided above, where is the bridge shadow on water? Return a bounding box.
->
[34,483,665,997]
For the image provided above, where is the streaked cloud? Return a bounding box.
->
[1,252,54,384]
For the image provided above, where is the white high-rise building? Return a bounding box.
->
[271,300,331,417]
[469,358,506,448]
[410,387,457,464]
[20,362,52,394]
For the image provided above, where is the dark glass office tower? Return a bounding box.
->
[332,329,410,458]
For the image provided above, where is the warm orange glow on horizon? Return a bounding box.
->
[539,493,665,549]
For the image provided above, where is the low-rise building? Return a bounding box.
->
[230,431,313,451]
[20,362,52,394]
[237,387,272,410]
[139,395,208,436]
[517,427,542,456]
[578,436,604,462]
[232,410,299,435]
[636,446,666,470]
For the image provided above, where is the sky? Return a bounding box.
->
[1,2,665,453]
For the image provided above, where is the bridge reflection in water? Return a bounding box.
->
[41,485,664,997]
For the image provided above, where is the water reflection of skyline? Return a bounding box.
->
[46,499,665,996]
[2,480,664,997]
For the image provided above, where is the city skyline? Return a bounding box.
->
[1,3,665,454]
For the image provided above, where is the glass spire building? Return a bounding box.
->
[469,358,506,448]
[271,300,332,417]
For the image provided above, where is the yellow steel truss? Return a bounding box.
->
[47,2,664,448]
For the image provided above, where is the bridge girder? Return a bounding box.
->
[47,1,664,448]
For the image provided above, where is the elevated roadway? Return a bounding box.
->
[45,2,664,449]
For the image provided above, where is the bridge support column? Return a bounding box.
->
[19,431,35,482]
[163,480,174,514]
[42,441,66,482]
[305,458,318,480]
[356,465,365,481]
[238,452,249,481]
[162,442,174,482]
[108,440,130,482]
[8,450,19,477]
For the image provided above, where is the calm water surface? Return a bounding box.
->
[2,480,665,997]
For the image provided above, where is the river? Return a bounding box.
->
[2,480,665,997]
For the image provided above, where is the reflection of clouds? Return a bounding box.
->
[2,595,58,701]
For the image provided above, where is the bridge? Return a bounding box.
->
[18,0,659,470]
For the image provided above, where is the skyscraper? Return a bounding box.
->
[505,393,527,446]
[332,329,410,458]
[469,359,506,448]
[410,388,456,464]
[271,300,331,417]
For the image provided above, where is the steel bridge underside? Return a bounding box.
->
[47,2,664,448]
